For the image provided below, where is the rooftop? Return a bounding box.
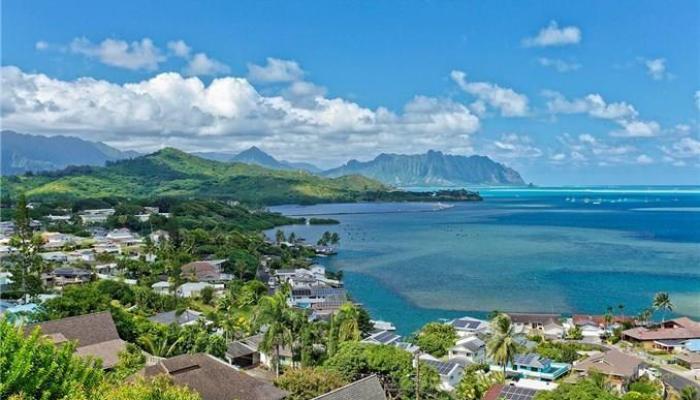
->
[312,375,386,400]
[573,350,642,378]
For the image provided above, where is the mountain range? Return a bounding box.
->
[2,147,481,204]
[1,131,140,175]
[1,131,525,186]
[323,150,525,186]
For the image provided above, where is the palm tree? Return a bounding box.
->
[487,313,521,376]
[652,292,673,324]
[252,287,294,377]
[335,303,362,343]
[617,304,625,321]
[638,308,653,327]
[681,386,698,400]
[138,334,182,358]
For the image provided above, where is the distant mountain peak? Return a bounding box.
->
[323,150,525,186]
[230,146,321,173]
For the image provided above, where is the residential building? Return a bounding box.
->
[419,355,464,391]
[312,375,387,400]
[79,209,115,224]
[621,317,700,350]
[483,384,539,400]
[362,330,402,346]
[151,281,171,295]
[225,334,293,369]
[496,353,570,382]
[181,260,230,282]
[149,309,204,327]
[573,350,642,390]
[449,336,486,362]
[26,311,126,369]
[507,313,562,335]
[447,316,490,337]
[176,282,223,298]
[142,353,287,400]
[42,267,92,288]
[676,352,700,370]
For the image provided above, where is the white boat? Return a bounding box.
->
[371,320,397,331]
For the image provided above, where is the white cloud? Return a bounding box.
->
[489,133,543,159]
[611,120,661,138]
[544,91,638,120]
[450,70,529,117]
[35,41,49,51]
[537,57,580,72]
[167,40,191,58]
[523,21,581,47]
[69,37,165,71]
[555,132,640,165]
[662,137,700,159]
[643,58,669,80]
[247,58,305,83]
[184,53,230,76]
[0,66,481,166]
[695,90,700,111]
[636,154,654,164]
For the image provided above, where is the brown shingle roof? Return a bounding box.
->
[622,318,700,341]
[573,350,641,378]
[143,353,287,400]
[181,262,220,281]
[27,311,120,347]
[312,375,386,400]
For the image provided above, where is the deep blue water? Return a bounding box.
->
[269,187,700,335]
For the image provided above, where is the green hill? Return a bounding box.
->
[1,148,395,205]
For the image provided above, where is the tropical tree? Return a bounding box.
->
[252,287,294,377]
[681,386,699,400]
[137,333,183,358]
[0,317,104,400]
[334,303,363,343]
[275,229,286,244]
[275,367,347,400]
[415,322,458,358]
[487,313,521,375]
[652,292,673,324]
[104,375,201,400]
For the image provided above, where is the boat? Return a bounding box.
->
[371,320,397,331]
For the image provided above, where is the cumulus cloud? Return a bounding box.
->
[636,154,653,164]
[69,37,165,71]
[611,120,661,138]
[184,53,230,76]
[247,58,305,83]
[523,21,581,47]
[642,58,669,80]
[167,40,191,58]
[450,70,529,117]
[695,90,700,111]
[555,133,640,165]
[662,137,700,159]
[0,66,481,166]
[35,41,49,51]
[537,57,580,72]
[489,133,543,159]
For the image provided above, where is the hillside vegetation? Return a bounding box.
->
[2,148,480,205]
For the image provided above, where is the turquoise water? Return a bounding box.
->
[269,187,700,335]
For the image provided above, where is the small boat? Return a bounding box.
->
[371,320,397,331]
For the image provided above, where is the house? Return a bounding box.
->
[43,267,92,288]
[67,249,95,263]
[79,209,115,224]
[39,251,69,263]
[312,375,387,400]
[142,353,287,400]
[149,230,170,243]
[483,384,539,400]
[496,353,570,382]
[621,317,700,350]
[151,281,171,295]
[362,330,402,346]
[149,309,204,327]
[176,282,223,298]
[395,341,421,355]
[542,320,565,339]
[419,356,464,391]
[573,350,642,390]
[507,313,562,335]
[447,316,490,337]
[181,260,230,282]
[26,311,126,369]
[106,228,142,246]
[225,334,293,369]
[676,352,700,370]
[449,336,486,362]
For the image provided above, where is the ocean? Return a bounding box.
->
[269,187,700,335]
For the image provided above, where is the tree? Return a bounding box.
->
[681,386,698,400]
[335,303,362,343]
[137,334,183,358]
[455,370,503,400]
[652,292,673,324]
[110,343,147,381]
[533,377,618,400]
[329,232,340,245]
[200,286,214,305]
[566,325,583,340]
[275,367,347,400]
[104,375,201,400]
[275,229,286,244]
[487,313,521,376]
[7,193,45,298]
[252,288,294,377]
[0,317,104,400]
[415,322,457,358]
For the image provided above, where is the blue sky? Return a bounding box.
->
[2,0,699,184]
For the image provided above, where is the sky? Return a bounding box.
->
[1,0,699,185]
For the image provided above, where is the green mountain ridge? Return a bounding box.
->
[2,147,480,205]
[323,150,525,186]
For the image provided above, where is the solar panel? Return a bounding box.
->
[422,359,459,375]
[372,331,400,343]
[497,385,539,400]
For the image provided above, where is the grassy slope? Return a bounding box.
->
[2,148,388,204]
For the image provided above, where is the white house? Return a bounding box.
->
[176,282,223,298]
[447,316,490,337]
[419,355,464,391]
[152,281,171,295]
[449,336,486,362]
